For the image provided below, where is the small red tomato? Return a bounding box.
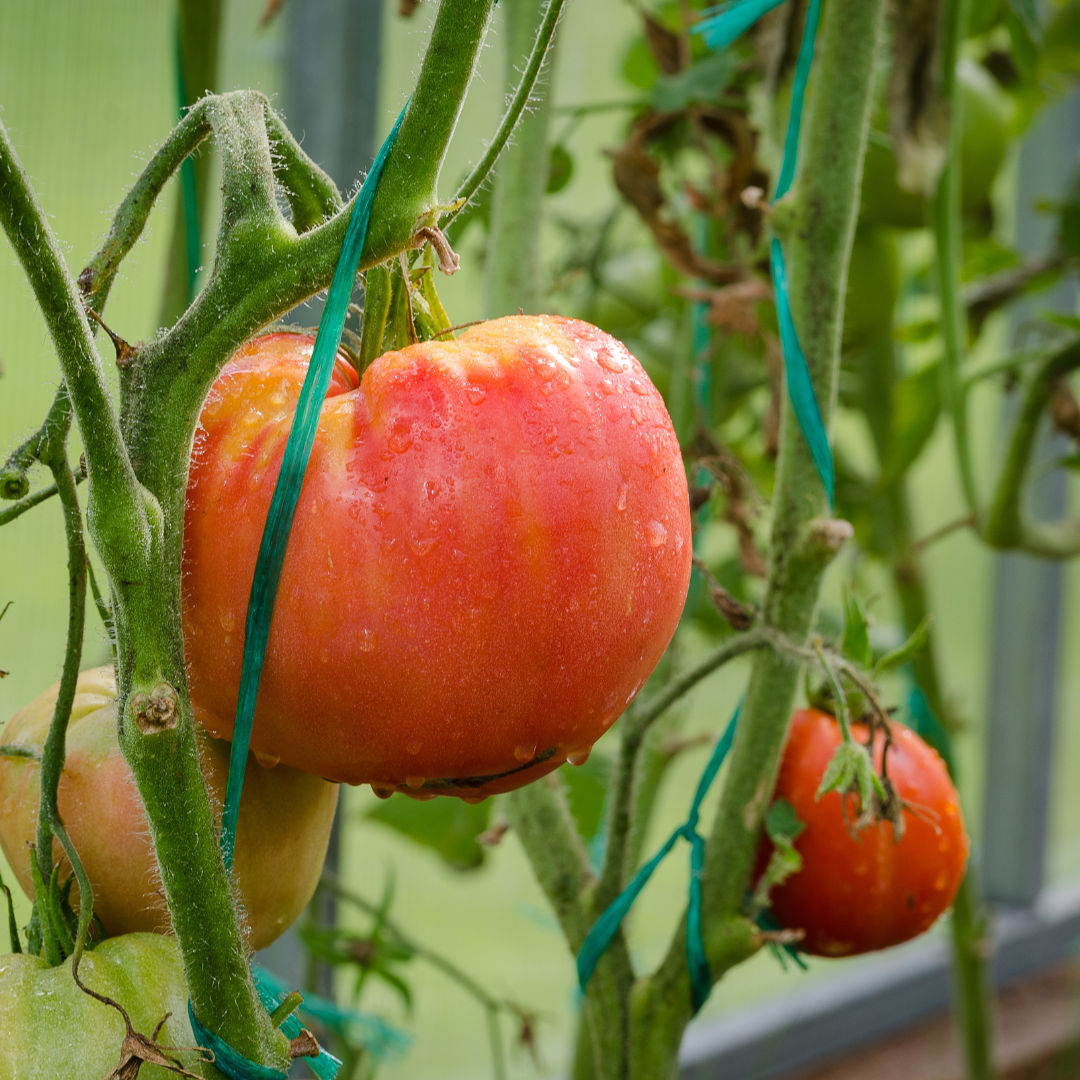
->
[182,317,692,797]
[762,708,968,957]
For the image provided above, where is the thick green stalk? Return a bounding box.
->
[627,1,885,1073]
[484,0,561,316]
[0,113,287,1070]
[158,0,223,327]
[933,0,978,515]
[595,630,768,913]
[506,776,634,1080]
[861,331,997,1080]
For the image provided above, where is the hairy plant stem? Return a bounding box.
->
[624,2,885,1074]
[0,0,513,1063]
[452,0,568,215]
[507,775,634,1080]
[484,0,562,316]
[934,0,978,516]
[860,330,996,1080]
[596,630,769,914]
[0,470,85,528]
[32,393,87,894]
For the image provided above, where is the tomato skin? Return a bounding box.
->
[763,709,968,957]
[0,668,338,951]
[182,316,692,797]
[0,934,202,1079]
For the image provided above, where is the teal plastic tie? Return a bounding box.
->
[577,704,740,1014]
[187,1003,289,1080]
[174,22,200,304]
[770,238,834,503]
[219,104,406,874]
[773,0,821,201]
[907,678,957,779]
[693,0,787,52]
[189,105,406,1080]
[697,0,832,503]
[255,966,411,1062]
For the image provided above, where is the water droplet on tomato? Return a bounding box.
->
[514,743,537,763]
[387,421,414,454]
[357,629,378,653]
[596,347,626,374]
[543,427,558,445]
[600,379,616,395]
[567,749,591,767]
[630,379,648,396]
[466,385,486,405]
[461,794,486,805]
[371,783,395,800]
[645,521,668,548]
[408,536,439,556]
[405,775,426,789]
[617,481,629,511]
[405,740,422,755]
[934,871,948,890]
[254,750,280,769]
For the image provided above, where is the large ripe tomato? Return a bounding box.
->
[0,667,338,951]
[762,709,968,957]
[0,933,204,1079]
[182,316,691,798]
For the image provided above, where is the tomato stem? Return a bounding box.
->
[624,0,887,1073]
[484,0,563,317]
[451,0,568,220]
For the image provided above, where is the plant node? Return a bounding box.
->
[130,685,179,734]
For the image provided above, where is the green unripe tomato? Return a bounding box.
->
[0,934,208,1079]
[842,226,900,352]
[957,59,1009,215]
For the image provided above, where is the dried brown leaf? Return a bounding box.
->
[643,13,683,75]
[886,0,949,196]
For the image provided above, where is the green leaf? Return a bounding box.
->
[381,261,417,354]
[880,363,941,486]
[816,740,873,805]
[1004,6,1039,78]
[841,586,872,668]
[1044,312,1080,333]
[1004,0,1041,43]
[765,798,805,846]
[622,35,660,91]
[560,753,612,841]
[360,264,392,369]
[365,794,492,871]
[750,799,805,915]
[1044,0,1080,73]
[893,319,939,344]
[410,266,453,342]
[874,615,931,674]
[547,144,574,195]
[650,50,738,111]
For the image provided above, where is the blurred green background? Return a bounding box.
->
[0,3,1078,1078]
